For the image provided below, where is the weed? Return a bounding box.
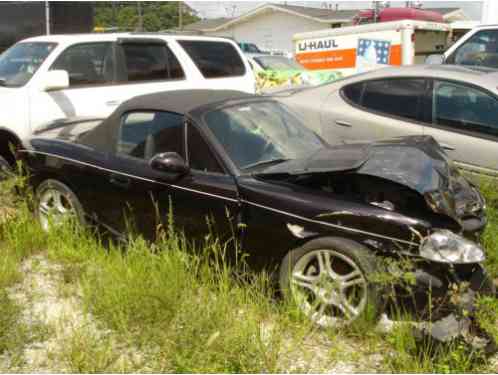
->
[1,173,498,373]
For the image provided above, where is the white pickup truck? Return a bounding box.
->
[0,33,255,170]
[435,24,498,68]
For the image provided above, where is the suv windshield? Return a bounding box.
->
[254,56,303,70]
[0,42,56,87]
[204,101,324,170]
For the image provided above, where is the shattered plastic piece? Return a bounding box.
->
[425,314,471,342]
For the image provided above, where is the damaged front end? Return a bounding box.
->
[255,135,492,346]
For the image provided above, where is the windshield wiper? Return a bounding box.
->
[242,158,290,171]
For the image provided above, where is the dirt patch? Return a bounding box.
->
[0,254,144,372]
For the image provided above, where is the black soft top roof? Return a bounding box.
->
[80,89,255,152]
[113,89,254,115]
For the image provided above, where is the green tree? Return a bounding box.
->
[94,2,199,32]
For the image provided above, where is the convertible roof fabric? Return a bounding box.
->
[114,90,254,115]
[80,90,255,152]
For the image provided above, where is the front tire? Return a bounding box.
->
[35,179,86,232]
[279,237,381,327]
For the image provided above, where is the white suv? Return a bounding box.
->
[0,33,255,168]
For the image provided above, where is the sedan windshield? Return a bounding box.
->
[204,101,324,170]
[0,42,56,87]
[254,56,304,70]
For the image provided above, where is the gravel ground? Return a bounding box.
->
[0,255,148,372]
[3,254,497,373]
[0,254,388,373]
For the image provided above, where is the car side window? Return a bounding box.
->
[342,82,364,104]
[432,81,498,137]
[187,124,224,174]
[119,43,185,82]
[117,111,185,160]
[178,40,245,78]
[360,79,426,121]
[447,30,498,68]
[51,42,114,86]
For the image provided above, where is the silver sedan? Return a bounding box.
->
[276,65,498,177]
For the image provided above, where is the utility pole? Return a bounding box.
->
[45,1,50,35]
[112,2,117,28]
[137,1,143,31]
[178,2,183,30]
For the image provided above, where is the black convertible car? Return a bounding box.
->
[20,90,491,327]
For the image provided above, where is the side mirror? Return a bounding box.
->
[149,152,189,177]
[41,70,69,91]
[425,54,445,65]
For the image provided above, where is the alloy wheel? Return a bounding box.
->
[291,249,368,327]
[38,188,76,231]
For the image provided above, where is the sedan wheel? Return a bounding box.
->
[36,179,85,232]
[280,237,380,327]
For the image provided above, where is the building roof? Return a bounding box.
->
[184,4,464,32]
[272,4,359,21]
[184,17,231,31]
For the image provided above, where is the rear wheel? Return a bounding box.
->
[35,179,85,231]
[279,237,381,327]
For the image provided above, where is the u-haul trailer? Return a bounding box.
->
[293,20,450,76]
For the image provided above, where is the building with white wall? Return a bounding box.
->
[184,3,468,54]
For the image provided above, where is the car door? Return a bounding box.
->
[423,79,498,176]
[322,78,427,144]
[28,42,120,132]
[99,110,239,242]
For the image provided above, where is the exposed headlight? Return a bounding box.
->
[420,230,485,264]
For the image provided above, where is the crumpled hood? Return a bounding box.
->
[257,135,485,224]
[259,136,447,193]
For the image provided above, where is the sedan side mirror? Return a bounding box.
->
[149,152,189,177]
[41,70,70,91]
[425,54,445,65]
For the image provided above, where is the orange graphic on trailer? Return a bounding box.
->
[296,37,402,71]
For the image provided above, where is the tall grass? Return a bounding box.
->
[42,218,289,372]
[0,173,497,372]
[480,178,498,278]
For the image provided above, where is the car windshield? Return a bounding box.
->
[204,101,324,171]
[0,42,57,87]
[254,56,304,70]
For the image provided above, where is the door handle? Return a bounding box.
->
[440,143,455,151]
[109,174,131,189]
[335,120,352,127]
[106,100,120,107]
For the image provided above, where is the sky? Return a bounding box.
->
[187,1,483,20]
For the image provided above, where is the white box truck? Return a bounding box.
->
[293,20,450,76]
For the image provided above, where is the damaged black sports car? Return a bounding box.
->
[20,90,492,328]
